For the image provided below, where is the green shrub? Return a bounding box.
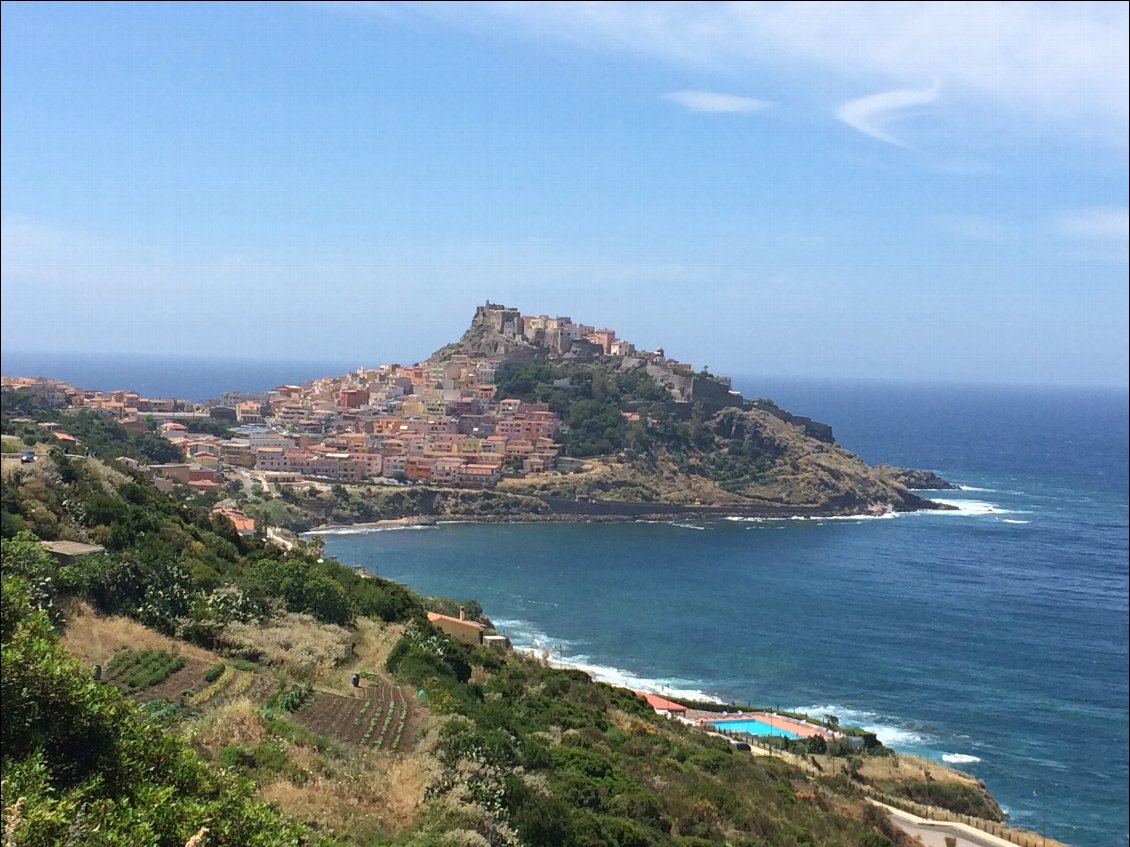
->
[204,662,226,683]
[266,681,313,713]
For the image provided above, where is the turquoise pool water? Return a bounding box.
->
[711,718,800,739]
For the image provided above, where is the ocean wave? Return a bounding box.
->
[791,703,931,748]
[669,522,707,531]
[926,498,1016,516]
[1001,519,1030,525]
[304,523,438,536]
[943,753,983,764]
[493,618,722,702]
[958,485,996,492]
[721,512,895,524]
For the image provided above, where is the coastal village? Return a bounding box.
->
[1,309,1070,847]
[2,304,740,536]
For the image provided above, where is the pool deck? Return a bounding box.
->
[696,710,834,739]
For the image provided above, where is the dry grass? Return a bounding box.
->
[861,752,981,786]
[223,612,353,676]
[183,699,267,758]
[348,618,404,672]
[261,752,435,839]
[61,601,218,667]
[311,617,407,692]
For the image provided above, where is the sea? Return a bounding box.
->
[2,353,1126,847]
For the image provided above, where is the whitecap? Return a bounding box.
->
[515,648,723,703]
[927,498,1015,516]
[1001,519,1030,525]
[943,753,982,764]
[958,485,996,492]
[304,523,437,536]
[791,703,930,747]
[495,619,722,702]
[669,522,707,531]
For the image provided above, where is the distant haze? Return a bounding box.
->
[2,3,1126,387]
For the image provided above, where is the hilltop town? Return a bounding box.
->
[2,303,950,528]
[2,305,700,490]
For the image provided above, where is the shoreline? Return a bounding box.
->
[307,496,953,533]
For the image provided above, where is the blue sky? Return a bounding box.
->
[2,2,1127,387]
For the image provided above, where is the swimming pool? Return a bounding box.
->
[710,718,800,739]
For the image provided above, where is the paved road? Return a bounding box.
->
[879,803,1024,847]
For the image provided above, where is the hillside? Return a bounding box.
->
[484,357,946,517]
[0,428,1044,847]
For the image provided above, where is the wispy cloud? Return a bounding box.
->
[1055,207,1130,241]
[835,83,940,145]
[664,90,770,114]
[940,215,1013,244]
[1052,207,1130,263]
[392,2,1128,147]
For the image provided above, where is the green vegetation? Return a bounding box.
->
[1,575,321,846]
[494,361,779,492]
[245,483,551,531]
[0,389,999,846]
[1,440,421,635]
[268,681,315,713]
[381,637,892,847]
[888,779,1004,821]
[104,648,186,690]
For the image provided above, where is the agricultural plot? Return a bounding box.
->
[293,683,418,752]
[103,648,214,702]
[102,650,276,708]
[104,649,185,690]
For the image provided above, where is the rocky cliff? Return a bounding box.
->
[706,407,942,512]
[430,303,536,360]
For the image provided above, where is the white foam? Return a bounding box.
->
[943,753,982,764]
[304,523,437,536]
[927,498,1016,516]
[1001,519,1030,525]
[494,618,722,702]
[721,511,896,524]
[791,703,930,747]
[669,522,707,531]
[958,485,996,492]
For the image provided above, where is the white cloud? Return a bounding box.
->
[1055,207,1130,241]
[940,215,1013,244]
[664,90,770,113]
[394,2,1128,146]
[1053,207,1130,263]
[835,83,939,145]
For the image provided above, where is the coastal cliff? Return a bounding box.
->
[425,304,955,517]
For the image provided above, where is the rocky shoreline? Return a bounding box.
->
[308,490,955,533]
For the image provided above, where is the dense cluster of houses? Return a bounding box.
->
[2,306,736,503]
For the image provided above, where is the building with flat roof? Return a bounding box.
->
[426,609,485,646]
[40,540,106,564]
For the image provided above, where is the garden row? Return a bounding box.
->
[104,648,185,690]
[293,683,412,751]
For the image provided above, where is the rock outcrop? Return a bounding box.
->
[707,407,943,512]
[431,303,536,361]
[875,465,958,490]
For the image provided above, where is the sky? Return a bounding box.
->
[2,1,1127,387]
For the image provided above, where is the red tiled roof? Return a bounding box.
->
[638,692,687,713]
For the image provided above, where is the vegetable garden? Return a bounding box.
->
[104,648,185,690]
[103,649,277,707]
[293,682,415,752]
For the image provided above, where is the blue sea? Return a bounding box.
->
[0,350,364,403]
[318,379,1128,847]
[4,352,1126,846]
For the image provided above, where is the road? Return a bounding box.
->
[877,802,1030,847]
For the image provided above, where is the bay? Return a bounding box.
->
[322,381,1129,847]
